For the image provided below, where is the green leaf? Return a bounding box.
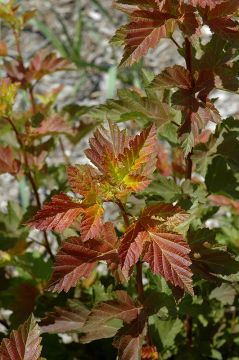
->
[209,283,237,305]
[205,156,239,198]
[140,174,181,202]
[150,316,183,349]
[91,88,179,127]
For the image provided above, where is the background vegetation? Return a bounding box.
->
[1,1,239,359]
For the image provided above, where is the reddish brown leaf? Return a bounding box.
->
[190,0,224,9]
[116,1,200,66]
[81,291,141,343]
[27,193,84,232]
[119,204,193,294]
[189,229,239,280]
[201,0,239,40]
[0,314,42,360]
[28,51,70,81]
[80,203,104,241]
[25,151,47,171]
[143,231,193,294]
[156,143,172,176]
[41,301,89,334]
[48,222,118,292]
[209,0,239,17]
[0,146,20,175]
[85,122,130,176]
[5,60,25,84]
[150,65,192,90]
[67,165,100,202]
[85,123,158,194]
[30,115,73,137]
[11,283,39,326]
[209,194,239,214]
[119,10,176,66]
[113,312,147,360]
[172,89,221,137]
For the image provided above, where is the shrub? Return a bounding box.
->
[1,1,239,359]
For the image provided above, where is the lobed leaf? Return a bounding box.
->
[190,0,225,9]
[0,314,42,360]
[28,51,70,81]
[80,203,104,241]
[0,146,20,176]
[30,115,73,137]
[67,165,100,203]
[91,88,177,127]
[113,312,147,360]
[115,1,200,66]
[27,193,84,232]
[117,124,158,191]
[41,301,89,334]
[149,65,192,90]
[81,291,141,343]
[119,203,193,294]
[48,222,119,292]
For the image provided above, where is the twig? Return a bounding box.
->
[170,35,181,49]
[5,117,54,260]
[184,36,194,346]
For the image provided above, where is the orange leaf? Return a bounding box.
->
[0,40,7,56]
[81,203,104,241]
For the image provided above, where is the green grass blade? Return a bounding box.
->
[33,19,70,57]
[105,66,118,99]
[51,9,74,55]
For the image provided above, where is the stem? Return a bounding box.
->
[29,86,37,115]
[11,31,54,259]
[136,261,144,301]
[185,37,194,85]
[184,36,194,346]
[59,137,70,164]
[117,200,130,227]
[5,117,54,259]
[185,314,193,347]
[170,35,180,49]
[185,151,193,180]
[13,29,25,72]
